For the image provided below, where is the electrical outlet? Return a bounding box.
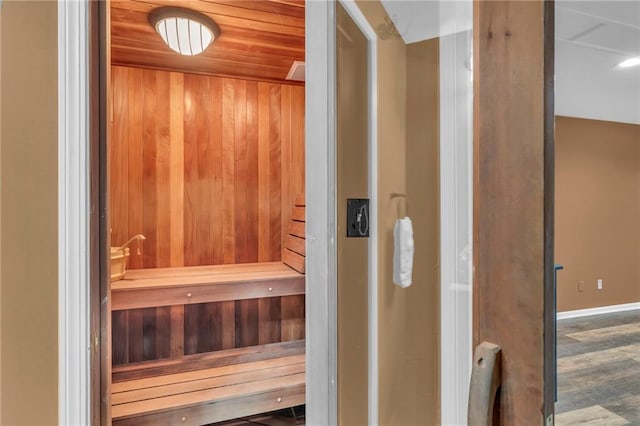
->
[597,279,603,290]
[578,280,584,292]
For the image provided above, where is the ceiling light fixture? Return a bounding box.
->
[149,7,220,56]
[618,57,640,68]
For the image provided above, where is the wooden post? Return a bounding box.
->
[473,1,555,424]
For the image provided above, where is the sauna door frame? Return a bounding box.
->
[56,1,342,425]
[309,0,380,423]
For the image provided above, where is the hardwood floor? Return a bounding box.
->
[201,310,640,426]
[211,407,305,426]
[556,309,640,425]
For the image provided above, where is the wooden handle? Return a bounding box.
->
[468,341,502,425]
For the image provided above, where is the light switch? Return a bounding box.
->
[347,199,369,238]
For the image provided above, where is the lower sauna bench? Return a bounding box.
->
[110,261,306,425]
[111,340,305,425]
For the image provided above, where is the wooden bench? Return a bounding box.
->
[111,262,305,311]
[111,340,305,425]
[111,195,305,424]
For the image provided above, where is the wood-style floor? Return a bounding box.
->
[209,310,640,426]
[211,407,305,426]
[556,309,640,425]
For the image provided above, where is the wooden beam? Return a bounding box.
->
[473,0,554,423]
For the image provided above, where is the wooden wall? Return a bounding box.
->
[112,296,305,365]
[109,66,305,269]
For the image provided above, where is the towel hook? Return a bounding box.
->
[390,192,407,218]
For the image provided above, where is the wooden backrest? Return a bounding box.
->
[282,194,305,274]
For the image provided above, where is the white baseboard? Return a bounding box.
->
[557,302,640,320]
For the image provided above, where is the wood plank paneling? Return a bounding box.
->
[113,296,304,366]
[258,298,282,345]
[110,0,305,84]
[246,81,260,264]
[110,66,304,269]
[169,305,184,357]
[281,295,305,341]
[169,73,185,267]
[257,83,272,262]
[235,299,260,347]
[268,84,283,261]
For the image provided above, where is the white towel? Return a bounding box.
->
[393,217,414,288]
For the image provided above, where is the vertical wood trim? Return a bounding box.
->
[169,72,185,267]
[196,75,213,266]
[222,79,236,264]
[543,1,556,421]
[127,309,143,363]
[89,2,104,422]
[99,2,112,423]
[209,77,224,265]
[127,68,144,270]
[473,1,550,423]
[246,81,260,263]
[142,308,157,360]
[154,71,171,268]
[257,83,272,262]
[291,86,306,198]
[169,305,184,358]
[281,295,305,341]
[234,299,259,347]
[155,306,171,359]
[269,84,282,261]
[234,79,248,263]
[142,71,159,267]
[258,297,282,344]
[280,85,292,260]
[111,311,129,365]
[184,305,198,355]
[221,301,236,350]
[110,67,129,249]
[183,74,199,267]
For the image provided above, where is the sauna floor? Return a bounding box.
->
[211,407,305,426]
[556,309,640,425]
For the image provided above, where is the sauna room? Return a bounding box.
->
[106,1,306,424]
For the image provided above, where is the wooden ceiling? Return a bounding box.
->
[110,0,305,84]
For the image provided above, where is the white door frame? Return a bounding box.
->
[58,1,343,425]
[438,11,473,425]
[305,1,339,424]
[58,0,90,424]
[333,1,379,424]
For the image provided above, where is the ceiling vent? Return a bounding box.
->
[286,61,305,82]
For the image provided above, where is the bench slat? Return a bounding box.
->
[113,340,304,382]
[112,384,305,426]
[291,206,305,222]
[113,372,305,419]
[282,249,305,274]
[287,221,305,239]
[284,234,305,257]
[115,265,301,290]
[113,360,305,405]
[123,262,290,281]
[112,275,304,311]
[113,354,304,395]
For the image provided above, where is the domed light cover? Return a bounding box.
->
[149,7,220,56]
